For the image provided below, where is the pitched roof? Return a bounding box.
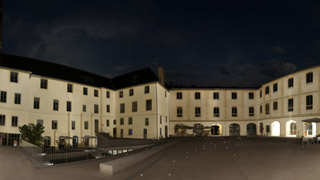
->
[0,53,158,89]
[112,68,159,89]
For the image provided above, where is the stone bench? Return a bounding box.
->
[100,142,175,175]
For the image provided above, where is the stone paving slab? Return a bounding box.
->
[2,137,320,180]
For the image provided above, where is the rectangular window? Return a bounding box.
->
[37,119,43,126]
[260,105,262,113]
[119,91,123,98]
[67,83,73,93]
[0,115,5,126]
[128,117,133,125]
[12,116,18,127]
[34,97,40,109]
[120,118,124,125]
[72,121,75,130]
[132,101,137,112]
[67,101,72,112]
[288,98,294,112]
[83,87,88,95]
[145,118,149,126]
[273,101,278,110]
[195,107,201,117]
[265,86,269,95]
[128,129,133,135]
[213,92,219,99]
[177,107,183,117]
[10,72,19,83]
[273,83,278,92]
[306,95,313,110]
[14,93,21,104]
[113,119,116,125]
[265,103,270,115]
[145,86,150,94]
[160,116,162,124]
[84,121,89,130]
[249,107,254,116]
[260,90,262,98]
[288,78,294,88]
[146,99,152,111]
[306,72,313,83]
[40,79,48,89]
[106,91,110,98]
[195,92,201,99]
[53,99,59,111]
[176,92,182,99]
[94,104,99,114]
[120,103,125,113]
[249,92,254,99]
[94,89,99,97]
[106,104,110,113]
[165,91,167,98]
[83,105,86,112]
[106,120,109,127]
[214,107,220,117]
[129,89,134,96]
[0,91,7,103]
[232,107,237,117]
[232,92,237,99]
[52,120,58,129]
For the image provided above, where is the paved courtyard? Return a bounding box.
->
[2,137,320,180]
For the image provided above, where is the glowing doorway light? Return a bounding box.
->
[271,121,280,136]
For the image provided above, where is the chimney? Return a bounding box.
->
[158,66,165,86]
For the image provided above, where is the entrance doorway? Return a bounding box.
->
[247,123,257,136]
[271,121,280,136]
[73,136,78,147]
[113,128,117,138]
[303,122,316,137]
[211,125,220,135]
[165,126,168,138]
[229,124,240,136]
[143,129,147,139]
[94,119,99,133]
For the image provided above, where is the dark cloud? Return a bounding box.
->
[217,66,231,76]
[259,60,296,78]
[270,45,285,54]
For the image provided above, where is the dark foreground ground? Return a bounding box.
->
[1,137,320,180]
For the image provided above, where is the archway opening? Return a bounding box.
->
[286,120,296,137]
[247,123,257,136]
[211,124,221,135]
[271,121,280,136]
[303,122,316,137]
[229,123,240,136]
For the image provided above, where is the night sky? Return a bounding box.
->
[3,0,320,87]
